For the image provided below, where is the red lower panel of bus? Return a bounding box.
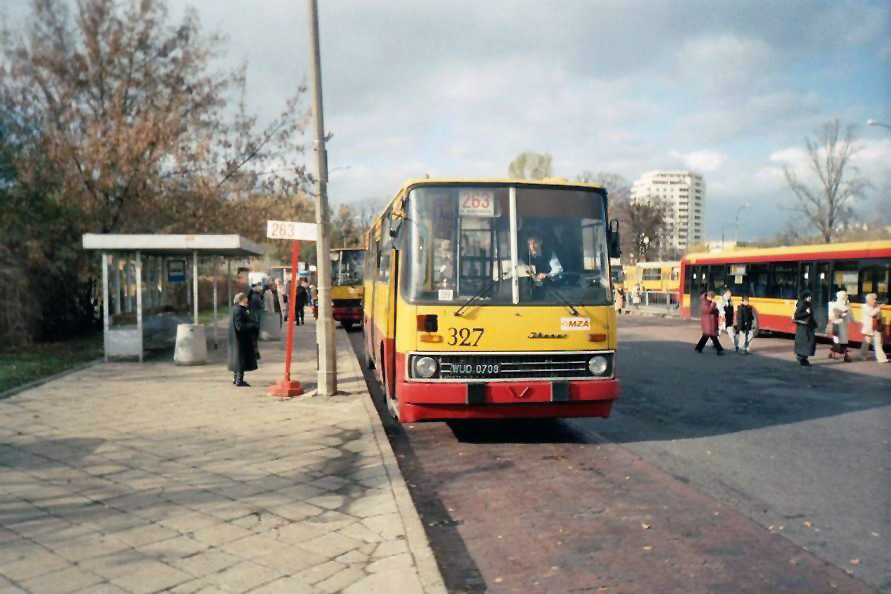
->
[394,354,620,422]
[332,307,362,322]
[398,400,615,422]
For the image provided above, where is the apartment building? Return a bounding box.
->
[630,170,705,252]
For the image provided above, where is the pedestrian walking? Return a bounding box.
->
[695,290,724,355]
[263,280,278,324]
[248,282,263,360]
[228,293,258,387]
[274,278,288,323]
[858,293,888,363]
[828,290,852,362]
[794,290,818,366]
[295,279,308,326]
[631,284,641,309]
[614,288,625,313]
[719,289,738,352]
[735,295,756,354]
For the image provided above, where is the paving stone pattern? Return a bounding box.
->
[0,323,440,593]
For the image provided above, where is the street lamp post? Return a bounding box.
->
[308,0,337,396]
[721,224,734,251]
[866,119,891,130]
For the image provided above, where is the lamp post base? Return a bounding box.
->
[268,379,304,398]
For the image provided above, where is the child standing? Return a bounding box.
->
[719,289,737,352]
[735,295,755,354]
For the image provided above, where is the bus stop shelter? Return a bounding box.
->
[82,234,264,362]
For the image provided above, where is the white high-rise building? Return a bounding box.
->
[630,170,705,253]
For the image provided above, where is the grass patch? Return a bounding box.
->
[0,333,104,394]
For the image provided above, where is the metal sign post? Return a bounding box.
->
[266,220,317,398]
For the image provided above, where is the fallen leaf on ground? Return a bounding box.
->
[802,521,812,527]
[850,559,860,565]
[641,523,651,530]
[495,577,503,583]
[643,546,653,551]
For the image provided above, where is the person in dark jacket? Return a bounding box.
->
[295,279,308,326]
[228,293,258,386]
[735,295,756,354]
[793,290,818,366]
[695,290,724,355]
[248,283,264,360]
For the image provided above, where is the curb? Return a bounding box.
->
[339,329,448,594]
[0,358,104,401]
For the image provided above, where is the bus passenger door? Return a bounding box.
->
[813,261,831,330]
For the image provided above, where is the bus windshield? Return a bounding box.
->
[333,250,365,286]
[403,185,611,306]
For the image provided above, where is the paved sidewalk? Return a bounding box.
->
[0,320,445,594]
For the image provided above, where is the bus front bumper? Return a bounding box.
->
[395,378,620,422]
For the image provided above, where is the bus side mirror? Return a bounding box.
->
[608,219,621,258]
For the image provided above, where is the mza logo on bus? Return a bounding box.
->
[561,317,591,331]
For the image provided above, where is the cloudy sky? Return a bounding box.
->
[3,0,890,240]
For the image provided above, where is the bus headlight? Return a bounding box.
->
[588,355,609,376]
[414,356,438,379]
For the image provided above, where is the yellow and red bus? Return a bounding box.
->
[331,248,365,330]
[680,241,890,345]
[363,178,621,422]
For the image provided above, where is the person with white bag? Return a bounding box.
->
[858,293,888,363]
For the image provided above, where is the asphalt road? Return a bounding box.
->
[347,316,890,593]
[569,315,890,592]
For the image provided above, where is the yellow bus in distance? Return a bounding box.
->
[363,178,621,422]
[625,261,680,293]
[331,248,365,330]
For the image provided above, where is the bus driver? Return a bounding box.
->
[526,231,563,282]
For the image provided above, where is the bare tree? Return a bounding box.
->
[508,152,553,180]
[614,195,667,264]
[783,119,869,244]
[575,171,668,262]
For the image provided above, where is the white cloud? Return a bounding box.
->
[668,150,728,173]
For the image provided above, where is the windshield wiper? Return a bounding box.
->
[533,277,580,317]
[454,276,502,317]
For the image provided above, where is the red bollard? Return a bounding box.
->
[269,239,305,398]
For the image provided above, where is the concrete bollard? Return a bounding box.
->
[259,312,281,341]
[174,324,208,365]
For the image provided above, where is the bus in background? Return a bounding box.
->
[625,261,680,293]
[331,248,366,330]
[363,178,621,422]
[680,241,890,345]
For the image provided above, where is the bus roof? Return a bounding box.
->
[376,178,606,220]
[631,261,680,268]
[683,240,891,264]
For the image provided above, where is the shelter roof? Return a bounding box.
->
[82,234,264,257]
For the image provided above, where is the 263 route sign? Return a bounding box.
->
[266,220,318,241]
[458,190,495,217]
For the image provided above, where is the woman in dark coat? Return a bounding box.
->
[695,290,724,355]
[793,290,818,366]
[228,293,258,386]
[248,284,264,360]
